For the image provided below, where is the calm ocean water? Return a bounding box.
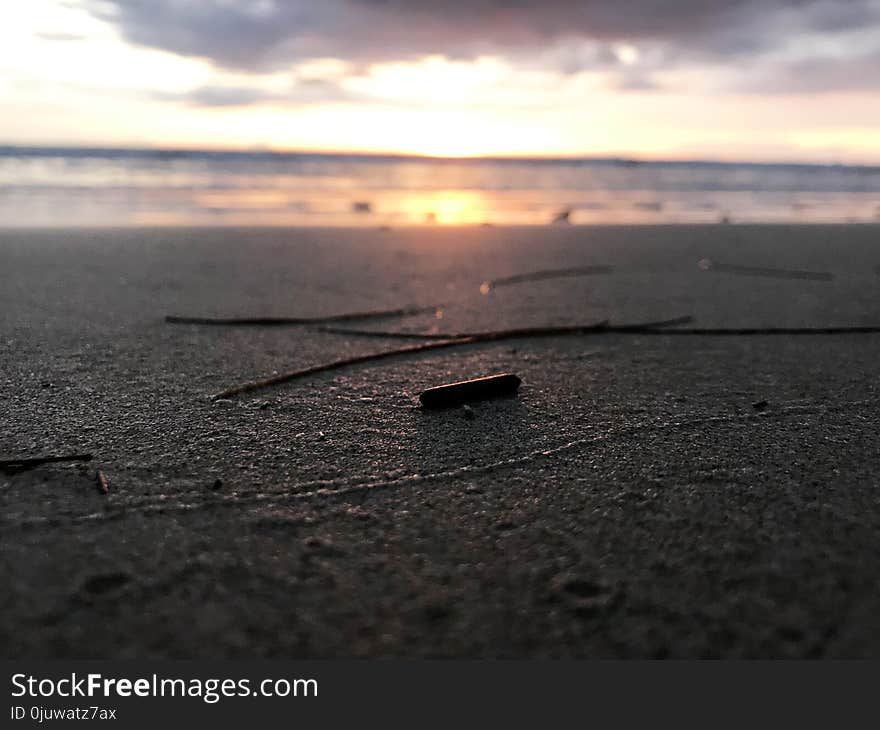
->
[1,146,879,227]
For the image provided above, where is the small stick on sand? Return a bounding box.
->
[0,453,94,473]
[213,320,613,399]
[95,469,110,495]
[480,265,613,294]
[420,373,522,409]
[698,258,833,281]
[628,325,880,335]
[165,304,440,326]
[212,317,693,399]
[319,315,694,340]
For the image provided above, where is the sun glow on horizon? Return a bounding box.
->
[2,1,880,164]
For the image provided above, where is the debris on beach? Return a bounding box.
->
[208,315,880,402]
[697,257,833,281]
[320,316,687,341]
[752,400,769,411]
[351,201,372,214]
[552,208,572,224]
[480,264,614,294]
[165,304,441,326]
[0,453,94,473]
[212,317,699,399]
[95,469,111,494]
[419,373,521,409]
[462,404,476,420]
[207,314,880,401]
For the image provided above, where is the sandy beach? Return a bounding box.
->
[2,223,879,658]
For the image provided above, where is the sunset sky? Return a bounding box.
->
[2,0,879,162]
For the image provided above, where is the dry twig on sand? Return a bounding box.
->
[629,325,880,335]
[213,320,608,399]
[321,317,880,340]
[211,317,692,399]
[321,319,880,340]
[480,265,613,294]
[0,453,94,473]
[697,258,833,281]
[319,316,694,340]
[165,304,440,326]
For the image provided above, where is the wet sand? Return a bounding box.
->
[2,224,880,658]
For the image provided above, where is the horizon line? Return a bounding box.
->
[1,142,879,171]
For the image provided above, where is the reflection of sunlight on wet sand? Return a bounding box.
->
[397,190,489,224]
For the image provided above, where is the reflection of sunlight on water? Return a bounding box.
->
[3,152,880,226]
[398,190,488,224]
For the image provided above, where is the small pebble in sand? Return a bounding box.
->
[317,431,326,441]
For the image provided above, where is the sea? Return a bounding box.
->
[1,146,879,227]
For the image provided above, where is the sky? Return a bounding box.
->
[1,0,879,162]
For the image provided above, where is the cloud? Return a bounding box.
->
[153,78,362,107]
[154,86,277,107]
[80,0,880,101]
[84,1,880,65]
[733,49,880,94]
[606,72,663,92]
